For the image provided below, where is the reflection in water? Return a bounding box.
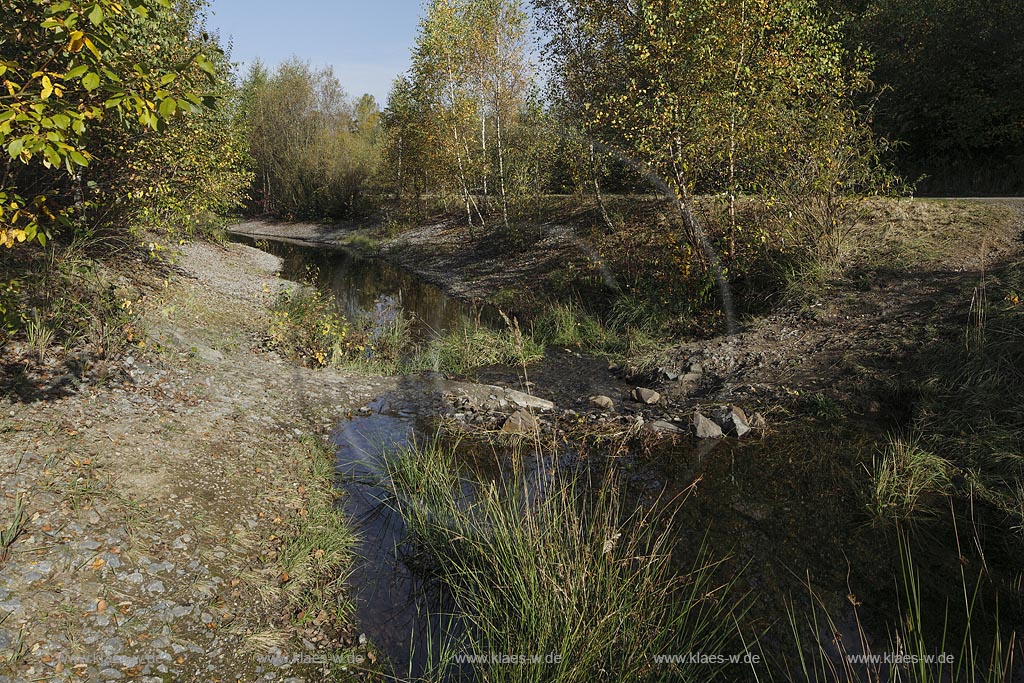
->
[330,391,461,678]
[231,234,495,338]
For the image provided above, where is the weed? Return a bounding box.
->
[533,301,611,351]
[868,433,951,525]
[806,393,843,420]
[782,533,1018,683]
[25,312,54,363]
[268,287,352,367]
[408,317,544,375]
[532,296,663,364]
[0,494,26,561]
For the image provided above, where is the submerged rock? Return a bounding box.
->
[630,387,661,405]
[445,381,555,412]
[692,412,724,439]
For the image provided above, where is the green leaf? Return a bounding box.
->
[65,65,88,80]
[44,146,61,167]
[69,150,89,166]
[158,97,176,118]
[82,72,100,91]
[195,54,216,77]
[7,139,25,158]
[88,4,104,25]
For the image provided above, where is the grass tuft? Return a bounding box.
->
[386,437,743,682]
[868,433,951,525]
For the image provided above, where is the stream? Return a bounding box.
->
[232,233,893,680]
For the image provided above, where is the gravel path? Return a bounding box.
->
[1,242,393,681]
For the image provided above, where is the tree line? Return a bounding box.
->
[2,0,1019,257]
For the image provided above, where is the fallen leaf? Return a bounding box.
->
[97,599,108,612]
[90,557,105,570]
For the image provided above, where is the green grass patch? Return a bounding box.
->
[405,317,544,376]
[277,436,357,623]
[868,433,951,525]
[532,296,662,362]
[386,438,744,682]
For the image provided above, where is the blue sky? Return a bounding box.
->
[206,0,426,105]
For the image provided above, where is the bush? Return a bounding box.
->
[268,287,351,367]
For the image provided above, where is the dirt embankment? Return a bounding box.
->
[0,242,393,681]
[231,199,1024,417]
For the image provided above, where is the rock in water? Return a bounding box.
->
[590,395,615,411]
[713,406,750,437]
[692,412,724,439]
[647,420,683,435]
[630,387,661,405]
[502,409,538,434]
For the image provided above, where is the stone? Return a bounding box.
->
[589,395,615,411]
[748,412,767,431]
[658,367,680,381]
[680,372,703,384]
[630,387,661,405]
[501,409,538,434]
[692,412,723,439]
[647,420,683,434]
[446,381,555,412]
[713,406,750,437]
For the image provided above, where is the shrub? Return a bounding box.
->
[268,287,351,367]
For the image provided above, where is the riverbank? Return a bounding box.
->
[0,242,393,681]
[231,197,1024,413]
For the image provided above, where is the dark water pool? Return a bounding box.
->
[231,233,495,338]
